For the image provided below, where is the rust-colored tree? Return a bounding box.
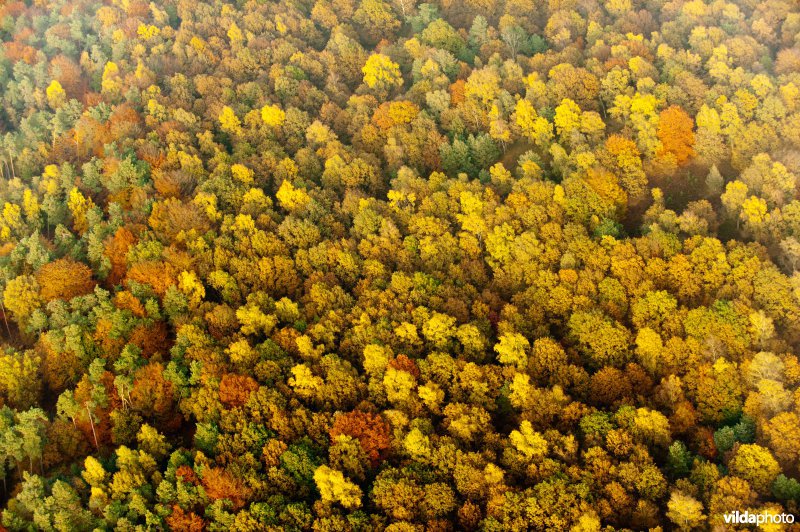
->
[130,363,181,431]
[330,411,391,467]
[36,258,96,302]
[218,373,259,408]
[202,467,252,510]
[125,261,177,297]
[657,105,696,166]
[128,321,169,359]
[165,506,206,532]
[104,227,137,287]
[148,198,211,241]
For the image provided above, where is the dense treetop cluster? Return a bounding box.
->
[1,0,800,529]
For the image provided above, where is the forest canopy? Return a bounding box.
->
[0,0,800,530]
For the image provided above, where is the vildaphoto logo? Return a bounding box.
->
[723,510,795,527]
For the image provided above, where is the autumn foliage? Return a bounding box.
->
[330,411,391,467]
[125,261,176,297]
[202,468,251,510]
[657,105,696,166]
[218,374,259,408]
[165,506,205,532]
[36,258,95,301]
[0,0,799,529]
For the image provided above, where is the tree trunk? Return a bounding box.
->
[0,301,12,341]
[7,151,15,179]
[86,403,99,450]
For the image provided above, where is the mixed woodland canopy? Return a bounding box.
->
[1,0,800,529]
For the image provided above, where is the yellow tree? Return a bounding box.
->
[261,104,286,128]
[605,135,647,201]
[553,98,582,139]
[515,99,553,147]
[3,275,41,325]
[101,61,121,95]
[666,491,705,530]
[218,106,242,136]
[67,188,95,234]
[728,444,781,494]
[230,164,254,186]
[494,332,529,368]
[275,180,311,212]
[362,54,402,94]
[509,420,548,460]
[720,180,748,228]
[227,22,243,46]
[464,67,501,108]
[763,412,800,468]
[739,195,768,235]
[46,80,66,108]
